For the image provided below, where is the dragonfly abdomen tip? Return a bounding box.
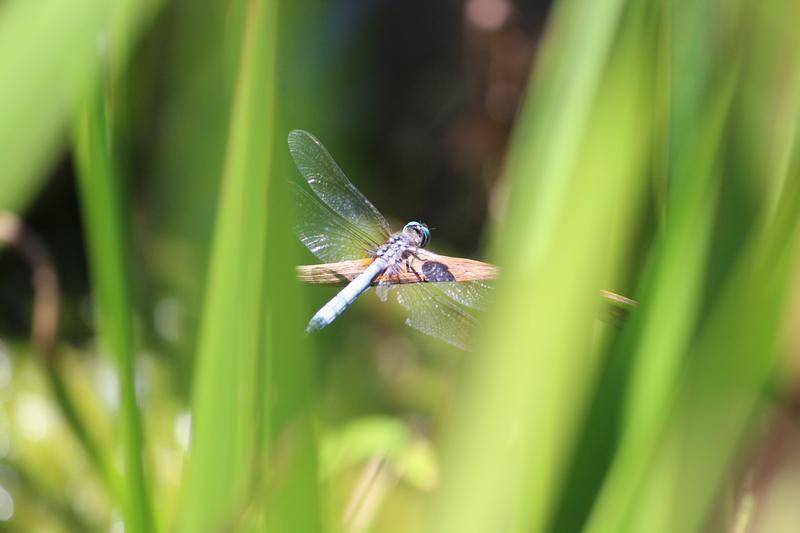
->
[306,314,330,333]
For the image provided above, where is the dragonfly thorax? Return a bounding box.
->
[374,233,415,267]
[372,222,429,274]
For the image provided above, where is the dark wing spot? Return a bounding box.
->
[421,261,455,282]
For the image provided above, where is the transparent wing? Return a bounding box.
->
[435,280,493,311]
[293,182,383,262]
[393,281,493,350]
[288,130,391,246]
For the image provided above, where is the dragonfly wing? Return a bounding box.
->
[293,182,383,262]
[289,130,391,245]
[435,280,492,311]
[393,281,492,350]
[375,279,391,302]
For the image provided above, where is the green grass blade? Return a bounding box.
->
[74,87,154,532]
[252,1,325,530]
[177,1,280,530]
[635,175,800,533]
[621,3,800,530]
[426,2,654,532]
[497,0,627,262]
[583,59,737,533]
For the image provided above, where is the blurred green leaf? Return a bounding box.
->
[622,2,800,531]
[321,417,412,480]
[426,1,653,532]
[0,0,162,211]
[176,1,301,531]
[74,86,154,530]
[320,416,438,491]
[583,42,736,533]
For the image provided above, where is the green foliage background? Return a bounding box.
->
[0,0,799,532]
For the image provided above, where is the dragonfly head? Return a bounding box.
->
[403,221,430,248]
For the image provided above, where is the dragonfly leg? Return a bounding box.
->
[390,264,404,283]
[381,262,399,283]
[404,252,424,282]
[376,265,402,289]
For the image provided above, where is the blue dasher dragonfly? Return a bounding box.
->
[289,129,494,349]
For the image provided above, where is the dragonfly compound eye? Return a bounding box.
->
[403,221,430,247]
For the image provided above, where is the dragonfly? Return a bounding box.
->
[289,129,494,350]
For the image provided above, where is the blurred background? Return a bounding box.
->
[1,0,800,532]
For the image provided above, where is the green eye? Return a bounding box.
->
[404,221,430,247]
[420,224,430,247]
